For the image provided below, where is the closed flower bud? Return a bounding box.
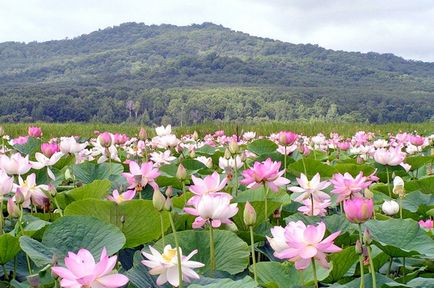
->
[228,141,239,155]
[192,131,199,141]
[363,228,372,245]
[224,148,232,159]
[189,149,196,158]
[15,189,25,205]
[355,240,363,254]
[364,188,374,199]
[7,198,20,218]
[393,176,405,197]
[97,132,112,148]
[382,200,400,216]
[138,127,147,140]
[152,190,166,212]
[165,186,174,198]
[163,197,172,211]
[243,202,257,226]
[176,164,187,180]
[344,198,373,224]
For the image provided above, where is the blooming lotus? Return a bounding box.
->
[268,221,341,269]
[41,143,60,158]
[195,156,213,168]
[344,198,373,223]
[113,133,129,145]
[51,247,128,288]
[12,136,29,145]
[28,126,42,137]
[419,219,433,230]
[240,158,290,192]
[141,245,204,287]
[15,173,49,209]
[107,190,135,204]
[31,152,64,180]
[298,198,331,216]
[330,172,372,202]
[149,150,176,167]
[184,193,238,229]
[289,173,330,202]
[122,160,160,191]
[60,136,88,154]
[0,169,13,196]
[218,156,243,171]
[155,125,172,136]
[373,147,406,166]
[0,153,32,175]
[409,135,425,146]
[188,171,227,205]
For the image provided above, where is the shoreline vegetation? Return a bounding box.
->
[0,121,433,138]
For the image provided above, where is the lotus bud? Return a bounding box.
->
[243,202,257,226]
[192,131,199,141]
[47,184,57,197]
[138,127,147,140]
[176,164,187,180]
[27,274,41,287]
[189,149,196,158]
[97,132,112,148]
[163,197,172,211]
[278,131,297,146]
[364,188,374,199]
[165,186,174,197]
[224,148,231,159]
[382,200,399,216]
[228,140,239,155]
[7,198,20,218]
[15,189,25,205]
[393,176,405,197]
[355,240,363,254]
[152,190,166,212]
[363,228,372,245]
[65,168,73,181]
[224,222,238,232]
[344,198,373,223]
[41,143,60,158]
[28,126,42,138]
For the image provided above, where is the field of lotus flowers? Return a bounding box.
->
[0,125,433,288]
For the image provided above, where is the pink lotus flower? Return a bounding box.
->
[337,141,351,151]
[41,143,60,158]
[122,161,160,191]
[60,137,88,154]
[97,132,113,148]
[12,136,29,145]
[298,198,331,216]
[15,173,49,209]
[268,221,341,270]
[28,126,42,137]
[240,158,290,192]
[419,219,433,230]
[278,131,298,146]
[289,173,330,202]
[142,245,204,287]
[409,135,425,146]
[184,193,238,229]
[330,172,372,202]
[51,247,128,288]
[113,133,129,145]
[187,172,228,205]
[0,169,14,196]
[373,147,406,166]
[107,190,135,204]
[0,153,32,175]
[344,198,373,223]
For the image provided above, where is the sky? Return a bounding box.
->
[1,0,434,62]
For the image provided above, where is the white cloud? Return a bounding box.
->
[0,0,434,61]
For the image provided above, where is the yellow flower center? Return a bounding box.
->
[162,248,177,263]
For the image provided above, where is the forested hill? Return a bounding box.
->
[0,22,433,124]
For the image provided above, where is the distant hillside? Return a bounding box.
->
[0,22,433,124]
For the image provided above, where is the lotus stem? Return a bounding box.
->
[168,212,183,288]
[160,213,165,247]
[366,245,377,288]
[358,224,365,288]
[249,226,258,285]
[311,258,319,288]
[386,166,391,197]
[209,225,216,272]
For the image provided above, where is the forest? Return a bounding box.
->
[0,22,433,124]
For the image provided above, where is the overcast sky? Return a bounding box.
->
[1,0,434,61]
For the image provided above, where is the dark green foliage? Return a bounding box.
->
[0,22,433,123]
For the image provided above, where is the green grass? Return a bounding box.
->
[0,121,432,139]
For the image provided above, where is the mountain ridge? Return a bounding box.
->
[0,22,433,123]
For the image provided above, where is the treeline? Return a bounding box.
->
[0,22,433,124]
